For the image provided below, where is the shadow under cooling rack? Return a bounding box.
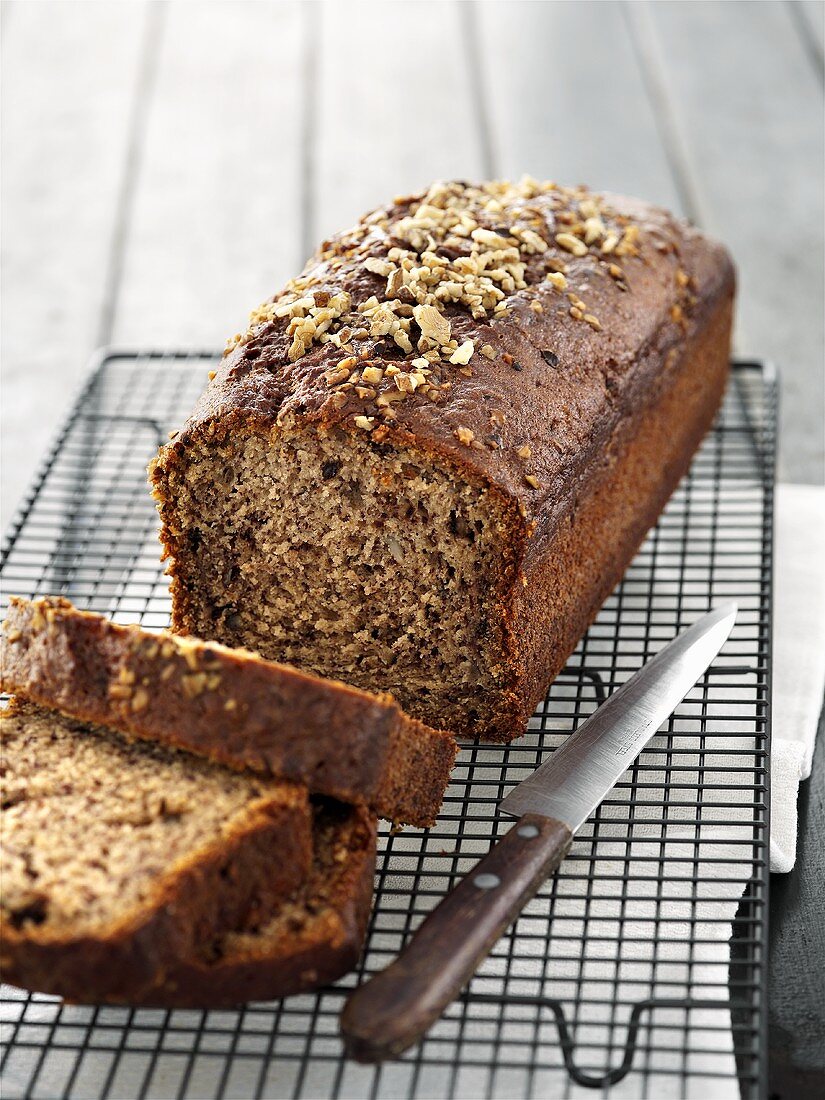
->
[0,353,775,1100]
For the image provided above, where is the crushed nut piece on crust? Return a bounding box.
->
[360,365,384,384]
[455,426,475,445]
[449,339,475,365]
[413,303,451,345]
[131,688,150,712]
[324,366,351,386]
[555,233,588,257]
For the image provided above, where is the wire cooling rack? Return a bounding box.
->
[0,353,774,1100]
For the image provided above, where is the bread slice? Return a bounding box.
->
[1,596,456,826]
[129,800,377,1008]
[0,700,311,1002]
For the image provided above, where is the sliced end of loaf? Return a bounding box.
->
[1,595,454,825]
[153,427,518,738]
[0,700,311,1000]
[127,799,378,1008]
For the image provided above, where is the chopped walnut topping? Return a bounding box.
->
[578,198,600,220]
[517,444,532,459]
[525,474,541,489]
[583,217,606,244]
[360,365,384,384]
[365,256,394,277]
[324,366,351,385]
[222,178,645,425]
[131,688,150,712]
[555,233,588,257]
[413,303,451,345]
[449,339,475,365]
[455,426,475,445]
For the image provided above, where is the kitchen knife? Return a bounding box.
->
[341,602,737,1063]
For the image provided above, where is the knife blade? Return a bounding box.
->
[499,601,739,828]
[341,602,737,1063]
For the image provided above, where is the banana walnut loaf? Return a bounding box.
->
[0,700,311,1002]
[150,178,735,741]
[1,595,456,827]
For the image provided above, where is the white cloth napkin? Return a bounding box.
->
[770,482,825,873]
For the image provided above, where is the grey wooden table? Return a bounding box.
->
[2,0,823,526]
[2,1,824,1096]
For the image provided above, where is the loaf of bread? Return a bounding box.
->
[0,700,311,1002]
[150,178,735,741]
[1,595,455,826]
[129,799,377,1008]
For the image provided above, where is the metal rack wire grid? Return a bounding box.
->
[0,353,774,1100]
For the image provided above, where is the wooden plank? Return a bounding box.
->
[0,0,150,522]
[477,0,683,212]
[797,0,825,66]
[642,0,824,483]
[112,0,305,348]
[312,0,485,245]
[794,0,825,84]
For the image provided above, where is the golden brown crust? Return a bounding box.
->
[500,292,735,739]
[149,179,735,741]
[153,183,732,534]
[0,597,456,826]
[0,700,312,1002]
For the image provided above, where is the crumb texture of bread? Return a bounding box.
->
[127,800,378,1008]
[0,700,311,1001]
[150,178,736,741]
[0,596,456,825]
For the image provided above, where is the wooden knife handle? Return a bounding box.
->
[340,813,572,1063]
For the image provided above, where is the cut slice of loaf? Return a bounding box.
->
[1,596,456,826]
[0,700,311,1002]
[129,800,377,1008]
